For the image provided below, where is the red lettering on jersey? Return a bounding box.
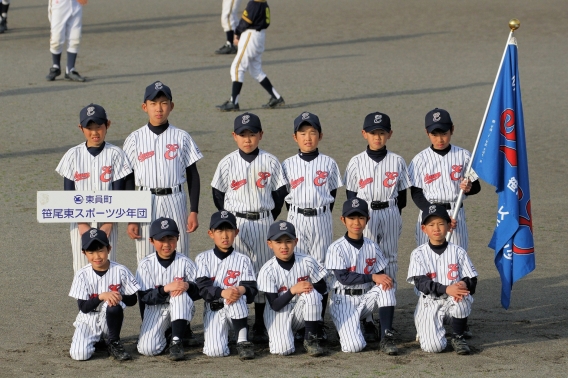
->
[426,272,437,279]
[347,266,356,272]
[109,284,121,292]
[223,270,241,286]
[100,166,112,182]
[290,177,305,189]
[297,276,309,282]
[74,171,90,182]
[278,286,288,293]
[231,179,247,190]
[450,165,463,181]
[174,277,184,282]
[164,144,179,160]
[89,293,98,299]
[447,264,459,280]
[383,172,399,187]
[359,177,373,189]
[363,258,376,274]
[256,172,271,188]
[424,172,441,184]
[138,151,155,162]
[314,170,329,186]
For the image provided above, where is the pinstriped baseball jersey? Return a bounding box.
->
[211,149,286,212]
[326,237,388,290]
[408,145,471,203]
[282,154,342,208]
[123,124,203,188]
[195,249,256,291]
[136,253,198,291]
[344,151,410,202]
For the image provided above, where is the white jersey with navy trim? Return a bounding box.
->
[56,142,133,272]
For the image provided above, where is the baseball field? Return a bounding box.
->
[1,0,567,376]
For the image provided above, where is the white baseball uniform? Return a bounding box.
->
[211,148,286,303]
[136,252,198,356]
[257,253,327,355]
[221,0,243,32]
[48,0,83,55]
[282,153,343,265]
[409,145,472,250]
[195,249,256,357]
[123,124,203,261]
[326,236,396,353]
[68,261,140,361]
[407,242,477,353]
[56,142,132,272]
[344,151,411,284]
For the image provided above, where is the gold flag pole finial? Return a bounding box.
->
[509,19,520,32]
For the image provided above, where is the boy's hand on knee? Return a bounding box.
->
[127,223,140,239]
[99,291,122,307]
[291,281,313,295]
[446,283,469,301]
[372,273,393,290]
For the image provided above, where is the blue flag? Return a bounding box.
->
[471,36,535,309]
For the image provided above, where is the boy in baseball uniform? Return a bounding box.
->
[195,211,258,360]
[211,112,287,343]
[56,103,132,273]
[325,198,398,355]
[258,220,328,357]
[407,204,478,355]
[136,218,200,361]
[69,228,140,361]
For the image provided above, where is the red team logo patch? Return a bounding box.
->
[290,177,305,189]
[447,264,459,280]
[347,266,356,272]
[383,172,399,187]
[424,172,441,184]
[363,258,376,274]
[100,166,112,182]
[89,293,98,299]
[223,270,241,286]
[164,144,179,160]
[359,177,373,189]
[231,179,247,190]
[109,284,121,292]
[426,272,437,279]
[74,171,90,181]
[278,286,288,293]
[256,172,271,188]
[297,276,309,282]
[313,170,328,186]
[138,151,155,162]
[450,165,463,181]
[174,277,184,282]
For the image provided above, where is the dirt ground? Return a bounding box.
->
[1,0,567,376]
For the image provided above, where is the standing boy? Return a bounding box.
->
[258,220,328,357]
[211,112,287,342]
[215,0,243,54]
[216,0,285,111]
[69,228,140,361]
[123,81,203,262]
[195,211,258,360]
[56,103,132,273]
[0,0,9,33]
[407,204,478,355]
[325,198,398,355]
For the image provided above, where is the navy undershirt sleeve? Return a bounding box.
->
[397,189,407,213]
[186,163,200,213]
[122,293,138,307]
[271,185,288,220]
[196,276,223,302]
[333,269,374,286]
[64,177,75,190]
[410,186,432,211]
[123,172,135,190]
[346,189,357,200]
[265,290,294,311]
[212,188,226,211]
[329,189,337,212]
[77,297,102,313]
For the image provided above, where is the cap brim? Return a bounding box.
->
[426,123,451,133]
[145,90,172,102]
[294,120,321,132]
[81,117,107,128]
[150,230,179,240]
[342,209,369,217]
[364,125,391,132]
[234,125,261,134]
[421,213,451,225]
[268,231,296,241]
[82,236,109,250]
[210,219,237,230]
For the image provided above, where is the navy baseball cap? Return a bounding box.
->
[144,81,173,102]
[81,228,110,250]
[294,111,322,133]
[363,112,391,132]
[421,204,452,224]
[150,217,180,239]
[425,108,452,133]
[210,210,237,230]
[80,103,108,127]
[342,197,369,217]
[234,112,262,134]
[267,221,296,240]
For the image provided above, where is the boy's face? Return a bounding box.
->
[232,129,263,153]
[208,227,238,252]
[79,121,110,148]
[421,216,450,244]
[427,126,453,150]
[83,245,111,271]
[362,129,392,151]
[150,235,178,259]
[341,214,369,238]
[293,125,322,153]
[267,236,298,261]
[142,95,174,126]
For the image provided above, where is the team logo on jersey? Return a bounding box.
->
[223,270,241,286]
[363,258,376,274]
[447,264,459,280]
[426,272,437,279]
[383,172,399,187]
[161,220,169,229]
[90,229,98,238]
[297,276,309,282]
[74,171,90,182]
[279,222,288,230]
[155,82,163,90]
[428,205,436,214]
[174,277,184,282]
[301,112,310,120]
[220,211,229,218]
[242,115,250,124]
[278,286,288,293]
[100,166,112,182]
[109,284,121,292]
[86,106,95,116]
[138,151,155,162]
[347,266,356,272]
[230,179,247,190]
[256,172,271,188]
[314,170,328,186]
[290,177,304,189]
[374,114,382,124]
[359,177,373,189]
[164,144,179,160]
[89,293,98,299]
[424,172,441,184]
[351,199,360,208]
[450,165,463,181]
[433,112,441,122]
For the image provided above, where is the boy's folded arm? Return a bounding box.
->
[240,280,258,304]
[461,276,477,294]
[140,287,169,305]
[196,276,223,302]
[77,297,102,314]
[186,281,202,301]
[414,275,447,296]
[312,278,327,295]
[265,290,294,312]
[122,293,138,307]
[333,269,373,286]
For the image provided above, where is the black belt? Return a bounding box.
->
[144,184,182,196]
[209,300,225,311]
[235,211,268,221]
[433,202,463,210]
[296,206,327,217]
[335,288,365,296]
[370,201,390,210]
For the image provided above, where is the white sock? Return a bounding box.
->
[53,64,60,69]
[237,327,248,343]
[271,88,281,99]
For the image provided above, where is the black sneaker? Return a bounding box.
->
[251,323,269,344]
[0,18,6,33]
[65,70,86,82]
[217,100,240,112]
[262,96,285,109]
[294,327,305,342]
[215,43,237,54]
[378,330,398,355]
[107,340,131,361]
[362,320,378,342]
[46,67,61,81]
[316,320,328,343]
[236,341,255,360]
[463,325,473,339]
[451,334,471,355]
[167,339,185,361]
[303,332,324,357]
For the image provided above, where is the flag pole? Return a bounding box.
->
[446,19,520,242]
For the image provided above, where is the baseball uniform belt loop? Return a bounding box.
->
[139,184,182,195]
[433,202,463,210]
[234,211,269,220]
[334,288,366,296]
[292,205,329,217]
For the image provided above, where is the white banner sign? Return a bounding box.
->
[37,191,152,223]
